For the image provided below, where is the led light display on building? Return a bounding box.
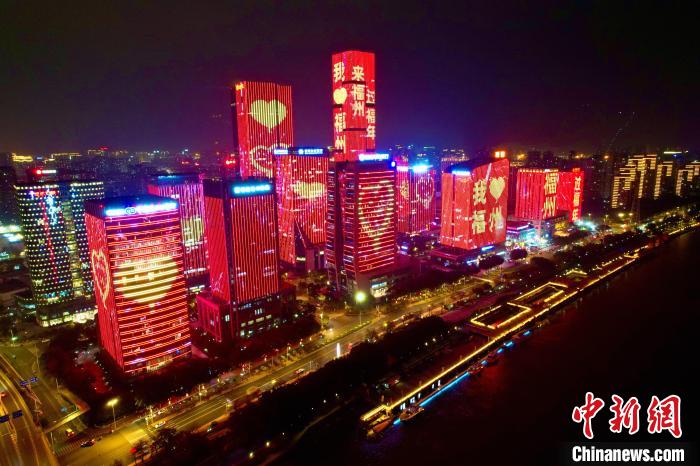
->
[514,169,560,221]
[326,159,396,295]
[14,184,72,306]
[147,174,209,282]
[15,180,104,326]
[233,81,294,179]
[332,51,376,162]
[440,158,509,251]
[275,147,329,267]
[515,168,585,222]
[557,169,585,222]
[85,195,191,375]
[396,159,436,234]
[202,179,283,339]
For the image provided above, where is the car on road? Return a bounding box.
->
[207,421,218,432]
[80,439,95,448]
[294,368,306,375]
[65,428,76,439]
[153,420,166,429]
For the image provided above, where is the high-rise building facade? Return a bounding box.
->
[513,167,585,222]
[199,179,283,340]
[514,168,561,221]
[557,168,585,222]
[274,147,329,270]
[395,158,436,235]
[332,50,376,162]
[327,51,396,299]
[14,179,104,326]
[65,180,106,297]
[440,158,509,251]
[611,154,657,209]
[676,161,700,196]
[232,81,294,179]
[326,155,397,298]
[85,195,191,375]
[147,173,209,288]
[653,158,675,200]
[15,183,73,306]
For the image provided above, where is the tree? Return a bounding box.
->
[152,428,178,454]
[509,248,527,261]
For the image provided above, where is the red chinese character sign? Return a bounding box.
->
[440,158,509,251]
[332,51,376,162]
[234,81,294,178]
[557,168,585,222]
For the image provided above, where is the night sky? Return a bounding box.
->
[1,1,698,154]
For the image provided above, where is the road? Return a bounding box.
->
[0,361,58,466]
[0,344,87,438]
[59,271,492,466]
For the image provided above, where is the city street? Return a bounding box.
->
[0,359,58,466]
[58,271,491,466]
[0,344,87,437]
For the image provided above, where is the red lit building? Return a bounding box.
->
[514,168,584,222]
[326,155,396,298]
[439,158,510,251]
[274,147,329,271]
[199,179,284,340]
[557,168,585,222]
[332,50,376,162]
[85,195,191,375]
[147,173,209,289]
[232,81,294,179]
[395,158,436,235]
[327,51,396,299]
[514,169,560,221]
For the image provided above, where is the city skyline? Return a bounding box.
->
[1,2,698,154]
[0,4,697,466]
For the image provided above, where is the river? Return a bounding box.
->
[278,229,699,465]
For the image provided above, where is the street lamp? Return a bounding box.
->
[107,398,119,432]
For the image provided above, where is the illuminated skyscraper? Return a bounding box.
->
[199,179,284,340]
[332,50,376,162]
[85,195,191,375]
[439,158,509,251]
[676,161,700,196]
[232,81,294,179]
[611,154,657,209]
[395,157,436,235]
[15,179,104,326]
[326,155,397,298]
[147,173,209,289]
[513,167,585,223]
[274,147,329,271]
[557,168,585,222]
[327,51,396,299]
[653,158,675,200]
[15,183,72,307]
[514,168,561,221]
